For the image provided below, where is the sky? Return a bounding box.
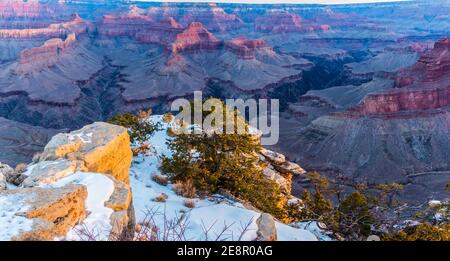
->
[133,0,408,4]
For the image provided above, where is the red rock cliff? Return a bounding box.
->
[19,33,77,66]
[346,38,450,116]
[225,36,269,59]
[171,22,221,54]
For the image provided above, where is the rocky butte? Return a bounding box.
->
[225,36,269,59]
[171,22,221,54]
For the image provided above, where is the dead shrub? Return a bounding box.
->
[152,174,169,186]
[162,112,174,123]
[137,109,152,120]
[153,193,169,203]
[173,179,197,198]
[167,127,178,137]
[15,163,27,173]
[184,199,196,209]
[32,152,42,163]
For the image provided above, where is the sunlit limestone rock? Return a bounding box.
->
[0,184,87,241]
[262,166,291,194]
[38,122,133,184]
[260,148,286,165]
[104,174,132,212]
[0,172,5,191]
[0,162,13,190]
[0,122,136,241]
[22,159,86,187]
[259,148,306,195]
[274,161,306,176]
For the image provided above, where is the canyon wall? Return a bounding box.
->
[0,14,88,39]
[344,37,450,117]
[19,32,76,65]
[255,13,330,33]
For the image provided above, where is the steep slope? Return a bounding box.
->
[0,117,61,167]
[279,38,450,204]
[129,115,328,241]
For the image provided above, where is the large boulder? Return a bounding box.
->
[256,213,277,241]
[0,172,5,191]
[38,122,133,184]
[104,174,132,212]
[1,162,15,187]
[0,122,135,241]
[274,161,306,176]
[22,159,86,187]
[0,184,87,240]
[260,148,286,165]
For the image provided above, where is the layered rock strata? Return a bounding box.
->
[0,122,135,240]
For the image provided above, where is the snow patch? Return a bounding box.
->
[69,132,93,144]
[276,222,318,241]
[48,172,115,241]
[0,194,34,241]
[130,115,323,241]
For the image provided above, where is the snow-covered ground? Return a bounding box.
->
[0,115,329,241]
[50,172,115,241]
[0,193,34,241]
[129,115,327,241]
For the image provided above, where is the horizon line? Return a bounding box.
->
[131,0,411,6]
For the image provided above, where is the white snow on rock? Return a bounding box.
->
[0,194,34,240]
[48,172,115,241]
[68,132,93,144]
[276,222,318,241]
[130,115,323,241]
[0,114,327,241]
[295,221,333,241]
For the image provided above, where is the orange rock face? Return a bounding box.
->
[226,36,268,59]
[353,86,450,115]
[171,22,221,54]
[19,33,76,65]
